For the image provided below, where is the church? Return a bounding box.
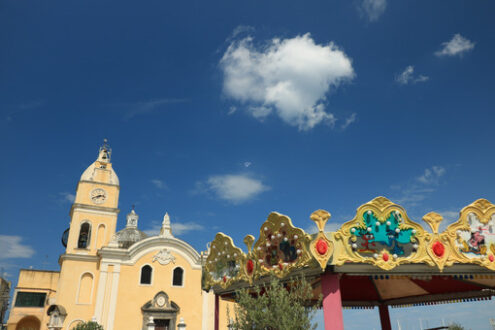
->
[7,142,230,330]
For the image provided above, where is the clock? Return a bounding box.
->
[90,188,107,204]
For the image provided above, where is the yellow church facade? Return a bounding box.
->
[7,142,230,330]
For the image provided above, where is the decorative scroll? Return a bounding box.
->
[203,233,246,289]
[334,197,426,270]
[252,212,312,278]
[309,210,334,270]
[422,212,453,271]
[446,199,495,270]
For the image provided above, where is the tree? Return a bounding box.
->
[228,276,320,330]
[72,321,104,330]
[448,323,464,330]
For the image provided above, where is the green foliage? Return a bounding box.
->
[228,276,320,330]
[72,321,104,330]
[448,323,464,330]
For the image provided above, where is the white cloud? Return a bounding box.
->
[220,33,354,131]
[435,34,475,57]
[341,113,357,130]
[0,235,35,259]
[121,98,188,120]
[59,192,75,203]
[359,0,387,22]
[243,162,252,168]
[417,166,445,184]
[143,220,204,236]
[150,179,166,189]
[396,65,429,85]
[227,106,237,115]
[197,174,269,204]
[393,166,446,207]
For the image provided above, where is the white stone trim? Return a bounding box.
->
[94,264,108,323]
[72,206,119,217]
[75,271,95,305]
[171,266,184,288]
[106,264,120,330]
[139,264,154,286]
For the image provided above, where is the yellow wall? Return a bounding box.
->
[7,270,59,330]
[113,249,203,329]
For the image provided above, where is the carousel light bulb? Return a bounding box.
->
[386,221,391,226]
[281,222,285,227]
[224,241,228,245]
[284,237,288,242]
[367,227,372,232]
[351,243,357,249]
[413,244,419,249]
[395,228,400,233]
[264,227,268,231]
[393,254,398,259]
[234,253,237,257]
[257,246,261,251]
[258,259,263,263]
[296,249,302,254]
[294,235,298,239]
[271,235,275,240]
[277,233,282,238]
[351,228,356,233]
[227,255,230,258]
[367,211,372,215]
[373,253,378,259]
[375,221,380,226]
[266,242,270,247]
[412,229,416,234]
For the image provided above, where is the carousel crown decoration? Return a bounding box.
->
[333,197,426,270]
[252,212,312,278]
[422,212,453,271]
[445,199,495,270]
[203,233,246,290]
[243,235,256,283]
[309,209,334,271]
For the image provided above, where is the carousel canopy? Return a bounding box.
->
[202,197,495,307]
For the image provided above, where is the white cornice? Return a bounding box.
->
[99,236,202,269]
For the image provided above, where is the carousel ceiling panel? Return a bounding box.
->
[340,275,380,302]
[411,277,483,294]
[374,278,428,300]
[463,277,495,287]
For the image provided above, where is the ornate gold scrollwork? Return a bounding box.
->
[445,199,495,271]
[333,197,426,271]
[203,233,246,289]
[423,212,453,271]
[252,212,312,278]
[309,210,334,271]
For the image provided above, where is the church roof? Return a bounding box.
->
[115,227,148,249]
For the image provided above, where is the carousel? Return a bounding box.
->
[202,197,495,330]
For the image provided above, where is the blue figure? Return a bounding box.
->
[386,229,404,255]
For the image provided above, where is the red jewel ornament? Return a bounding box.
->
[316,239,328,255]
[489,255,494,262]
[382,253,389,261]
[223,276,227,283]
[278,263,283,270]
[246,259,254,274]
[432,241,445,257]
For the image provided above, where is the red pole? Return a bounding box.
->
[321,272,344,330]
[378,304,392,330]
[214,294,219,330]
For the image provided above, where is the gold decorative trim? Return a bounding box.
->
[252,212,312,278]
[423,212,453,271]
[203,233,246,289]
[309,210,334,271]
[445,199,495,271]
[333,197,426,270]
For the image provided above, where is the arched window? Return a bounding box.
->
[78,222,91,249]
[172,267,183,287]
[77,273,94,304]
[140,265,152,285]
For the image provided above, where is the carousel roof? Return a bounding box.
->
[202,197,495,306]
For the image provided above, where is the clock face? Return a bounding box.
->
[156,296,166,307]
[90,188,107,204]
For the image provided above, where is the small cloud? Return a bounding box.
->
[227,106,237,115]
[0,235,35,259]
[4,100,44,122]
[220,33,354,131]
[143,220,204,236]
[243,162,252,168]
[59,192,75,203]
[150,179,166,190]
[359,0,387,22]
[195,174,269,204]
[396,65,429,85]
[341,113,357,130]
[417,166,445,184]
[119,98,188,121]
[435,34,475,57]
[230,25,255,40]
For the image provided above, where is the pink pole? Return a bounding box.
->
[378,304,391,330]
[321,272,344,330]
[214,294,219,330]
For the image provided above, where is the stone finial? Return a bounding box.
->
[97,138,111,163]
[126,208,139,228]
[160,212,173,237]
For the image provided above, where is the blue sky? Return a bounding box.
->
[1,0,495,328]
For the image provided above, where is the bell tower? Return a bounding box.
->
[65,139,120,255]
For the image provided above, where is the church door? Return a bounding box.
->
[154,319,170,330]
